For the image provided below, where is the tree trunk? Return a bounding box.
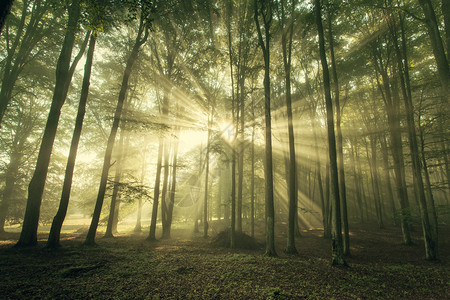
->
[372,42,412,245]
[251,97,255,238]
[164,128,179,239]
[280,0,298,255]
[315,0,346,266]
[391,16,439,260]
[255,0,276,257]
[203,114,211,238]
[104,127,125,238]
[369,136,384,229]
[16,0,81,247]
[148,139,163,241]
[160,141,170,238]
[349,139,364,223]
[380,135,397,226]
[237,80,244,234]
[85,17,149,245]
[226,8,237,248]
[327,9,350,256]
[47,32,96,248]
[417,0,450,103]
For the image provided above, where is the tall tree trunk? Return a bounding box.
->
[327,9,350,256]
[133,142,147,232]
[255,0,276,257]
[160,141,170,238]
[203,113,211,238]
[47,32,96,248]
[349,138,364,223]
[104,126,125,238]
[380,135,397,226]
[280,0,298,255]
[251,96,256,238]
[237,79,244,234]
[419,122,439,240]
[324,159,332,238]
[164,127,179,239]
[16,0,81,247]
[134,145,147,232]
[148,139,163,241]
[391,16,439,260]
[315,0,345,266]
[194,144,203,233]
[372,43,412,244]
[369,136,384,228]
[85,17,149,245]
[226,4,237,248]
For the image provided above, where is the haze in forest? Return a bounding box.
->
[0,0,449,272]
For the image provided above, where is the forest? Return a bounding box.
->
[0,0,449,298]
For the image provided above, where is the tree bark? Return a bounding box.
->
[372,42,412,244]
[85,17,149,245]
[255,0,276,257]
[280,0,298,255]
[349,138,364,223]
[47,32,96,248]
[203,113,211,238]
[380,135,397,226]
[148,139,163,241]
[226,3,237,248]
[327,8,350,256]
[104,126,125,238]
[164,127,179,239]
[391,15,439,260]
[16,0,81,247]
[314,0,346,266]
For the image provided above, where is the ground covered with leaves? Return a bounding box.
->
[0,222,449,299]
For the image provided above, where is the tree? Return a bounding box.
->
[85,10,150,245]
[388,11,439,260]
[16,0,82,247]
[254,0,276,257]
[0,0,57,126]
[314,0,346,266]
[278,0,298,255]
[47,31,96,248]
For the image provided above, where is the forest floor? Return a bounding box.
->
[0,221,449,299]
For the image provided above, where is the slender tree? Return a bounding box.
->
[85,13,150,245]
[279,0,298,255]
[255,0,276,257]
[148,138,163,241]
[16,0,82,247]
[314,0,346,266]
[47,32,96,248]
